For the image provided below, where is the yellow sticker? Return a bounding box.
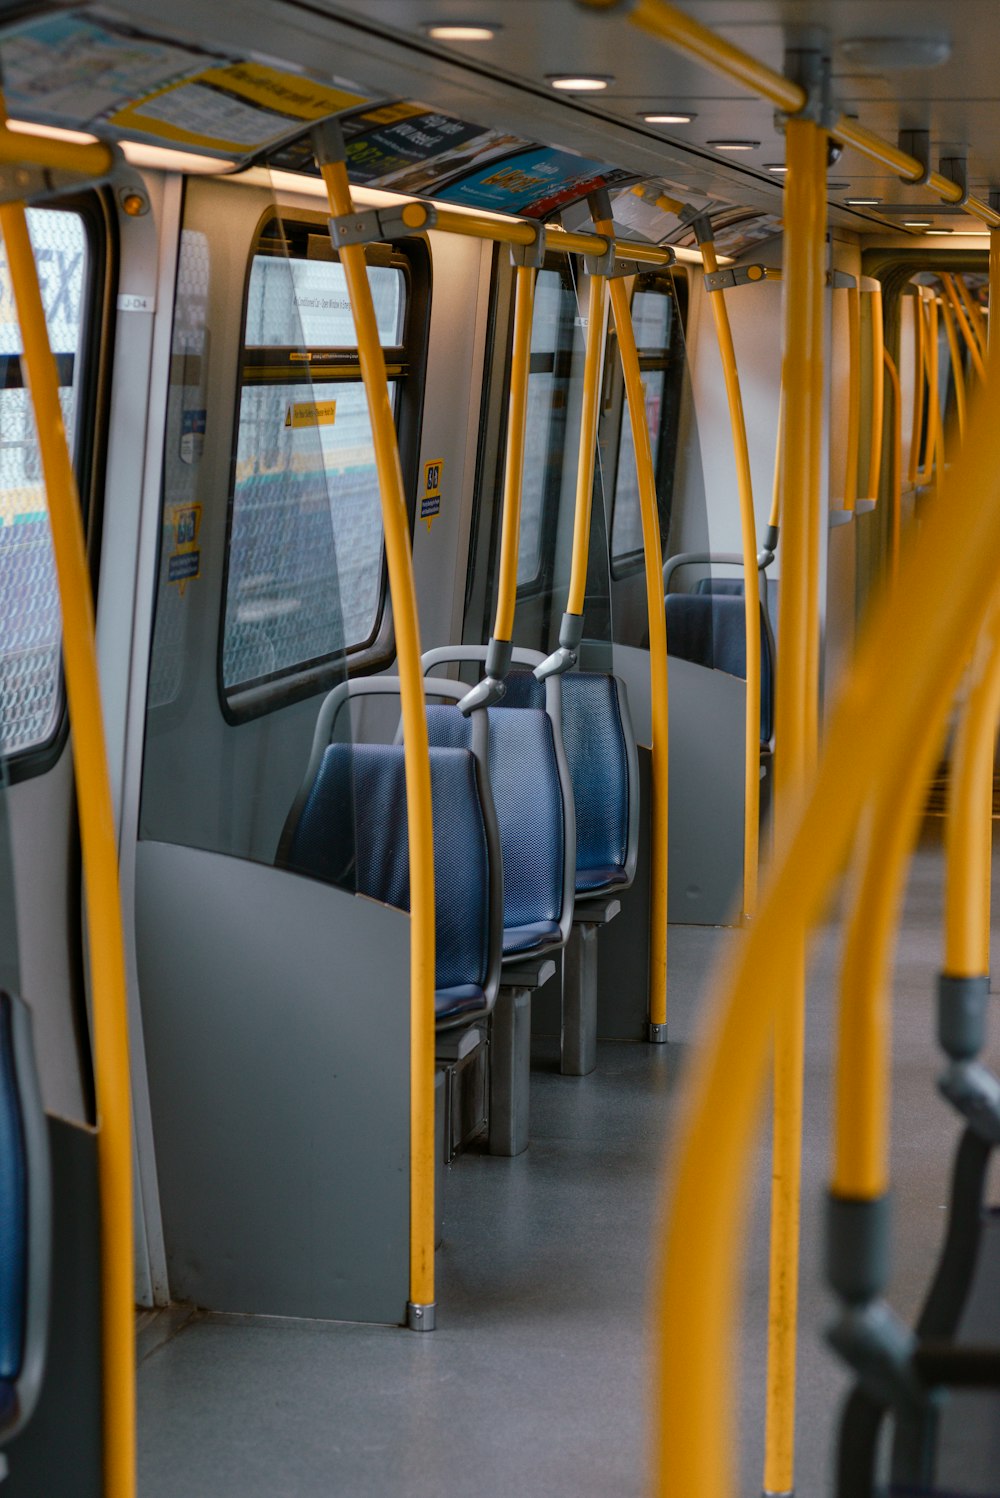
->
[285,400,337,429]
[167,503,202,594]
[421,458,444,529]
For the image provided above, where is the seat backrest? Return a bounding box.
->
[427,702,568,938]
[501,670,638,892]
[0,990,49,1443]
[666,592,774,745]
[283,742,494,1000]
[695,577,744,596]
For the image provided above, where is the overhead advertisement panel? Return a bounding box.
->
[0,7,373,161]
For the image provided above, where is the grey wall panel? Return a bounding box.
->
[135,841,411,1325]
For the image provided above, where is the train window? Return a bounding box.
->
[518,262,577,591]
[609,273,685,572]
[0,209,92,763]
[220,219,420,703]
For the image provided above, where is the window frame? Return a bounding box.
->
[217,209,430,724]
[607,268,687,579]
[1,191,115,785]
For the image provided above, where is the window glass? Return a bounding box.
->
[0,209,88,758]
[518,266,575,586]
[221,244,406,697]
[611,282,676,564]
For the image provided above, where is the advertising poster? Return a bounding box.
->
[436,146,638,219]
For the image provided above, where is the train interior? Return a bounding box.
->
[0,2,1000,1496]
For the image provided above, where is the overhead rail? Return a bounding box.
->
[0,107,136,1495]
[579,0,1000,230]
[314,120,437,1332]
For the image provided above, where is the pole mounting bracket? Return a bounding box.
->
[327,201,436,250]
[510,225,547,268]
[939,155,970,209]
[704,264,769,292]
[898,129,932,187]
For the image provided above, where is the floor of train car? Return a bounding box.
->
[136,827,1000,1498]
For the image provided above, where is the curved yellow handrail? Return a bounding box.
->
[0,203,135,1493]
[939,294,967,442]
[653,343,1000,1498]
[493,263,538,644]
[316,146,436,1319]
[698,236,761,922]
[597,217,670,1035]
[760,115,827,1498]
[864,282,885,505]
[944,599,1000,979]
[955,273,988,361]
[883,350,903,582]
[916,297,942,487]
[944,274,986,383]
[842,281,861,513]
[565,270,609,619]
[909,291,926,489]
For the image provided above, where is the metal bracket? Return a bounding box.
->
[328,201,436,250]
[990,189,1000,216]
[511,225,546,269]
[939,155,970,209]
[704,264,768,292]
[780,47,835,127]
[898,129,932,188]
[0,148,123,205]
[584,238,674,278]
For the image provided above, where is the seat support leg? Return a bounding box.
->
[562,923,598,1076]
[489,985,531,1156]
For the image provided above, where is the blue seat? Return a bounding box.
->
[499,670,638,900]
[0,990,49,1447]
[283,742,493,1023]
[666,592,774,745]
[426,703,567,962]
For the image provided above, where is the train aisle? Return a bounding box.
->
[136,832,995,1498]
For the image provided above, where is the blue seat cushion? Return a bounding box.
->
[426,702,564,935]
[0,991,27,1385]
[695,577,744,596]
[666,593,774,744]
[435,984,488,1022]
[284,743,491,1006]
[502,920,562,957]
[499,671,632,895]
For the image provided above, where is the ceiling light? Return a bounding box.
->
[641,111,695,124]
[845,197,882,205]
[423,22,499,40]
[766,163,788,174]
[708,139,760,151]
[548,74,612,91]
[840,35,952,70]
[904,220,932,227]
[927,228,954,235]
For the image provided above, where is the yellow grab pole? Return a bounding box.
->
[0,125,115,176]
[864,283,885,505]
[842,282,861,513]
[939,295,967,442]
[699,235,761,920]
[944,274,987,383]
[762,114,827,1498]
[653,346,1000,1498]
[883,350,903,582]
[0,197,135,1498]
[596,213,670,1038]
[956,274,988,360]
[909,292,926,488]
[767,387,783,541]
[315,133,436,1324]
[991,232,1000,357]
[944,598,1000,979]
[565,270,609,620]
[916,298,942,486]
[492,262,538,646]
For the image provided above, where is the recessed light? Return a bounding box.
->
[845,197,882,205]
[641,111,695,124]
[927,228,954,235]
[708,139,760,151]
[766,163,788,174]
[840,35,952,70]
[423,22,499,40]
[904,220,932,227]
[548,74,613,91]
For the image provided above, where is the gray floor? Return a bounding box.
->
[137,830,1000,1497]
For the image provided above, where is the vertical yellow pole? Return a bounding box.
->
[909,291,925,488]
[699,237,761,920]
[565,270,609,618]
[842,283,861,512]
[864,283,885,504]
[939,296,967,442]
[943,275,986,383]
[883,350,903,582]
[315,140,436,1324]
[989,231,1000,357]
[596,214,670,1037]
[762,113,827,1498]
[493,263,538,643]
[0,202,135,1493]
[955,273,988,360]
